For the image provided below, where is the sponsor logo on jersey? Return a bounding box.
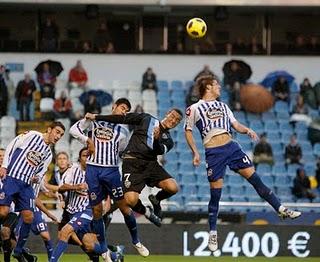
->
[94,127,114,141]
[26,151,44,167]
[206,108,224,120]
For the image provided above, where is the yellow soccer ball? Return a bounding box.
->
[186,17,207,39]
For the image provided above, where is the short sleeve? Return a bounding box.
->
[184,105,196,131]
[225,104,236,123]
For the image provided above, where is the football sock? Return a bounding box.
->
[156,190,175,202]
[92,218,107,253]
[14,221,31,254]
[44,239,54,260]
[132,199,146,215]
[247,172,281,211]
[50,240,68,262]
[208,188,222,231]
[103,213,113,229]
[123,210,139,245]
[3,239,12,262]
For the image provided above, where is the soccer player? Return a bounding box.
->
[85,107,183,227]
[70,98,149,257]
[184,75,301,251]
[0,121,65,261]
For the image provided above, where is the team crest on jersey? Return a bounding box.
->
[207,168,213,176]
[124,180,131,189]
[206,108,224,121]
[0,192,5,199]
[26,151,44,167]
[90,192,97,201]
[94,127,114,141]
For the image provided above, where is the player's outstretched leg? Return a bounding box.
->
[132,199,161,227]
[246,172,301,219]
[207,187,221,252]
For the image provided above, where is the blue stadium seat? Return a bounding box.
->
[287,164,302,176]
[158,100,172,109]
[297,132,308,142]
[274,175,290,186]
[241,141,253,152]
[262,111,276,121]
[181,174,197,185]
[275,186,292,196]
[246,113,262,121]
[229,185,244,198]
[171,100,186,109]
[178,162,195,175]
[267,132,281,142]
[228,175,245,185]
[181,184,198,196]
[276,111,290,120]
[301,142,313,152]
[164,162,178,176]
[272,164,287,176]
[256,164,272,174]
[171,80,184,91]
[269,142,283,153]
[237,134,252,144]
[308,108,319,118]
[234,111,246,121]
[261,175,274,186]
[176,141,188,152]
[157,80,169,91]
[313,143,320,156]
[290,82,299,93]
[197,184,210,196]
[264,121,279,132]
[274,101,289,113]
[295,121,308,131]
[185,80,194,89]
[178,151,193,163]
[249,121,264,133]
[279,121,294,132]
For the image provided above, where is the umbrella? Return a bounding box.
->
[223,60,252,84]
[35,59,64,77]
[260,70,295,88]
[80,90,113,107]
[240,84,274,113]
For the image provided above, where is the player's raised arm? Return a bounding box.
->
[69,118,92,145]
[231,120,258,141]
[86,112,145,125]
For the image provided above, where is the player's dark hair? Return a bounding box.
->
[0,148,5,151]
[49,121,66,131]
[171,108,183,118]
[197,75,219,98]
[78,147,88,162]
[115,98,131,111]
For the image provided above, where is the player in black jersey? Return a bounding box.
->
[85,108,183,227]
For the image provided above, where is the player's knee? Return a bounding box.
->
[93,204,103,219]
[22,212,34,224]
[82,233,97,252]
[59,225,74,241]
[0,207,9,219]
[165,180,179,194]
[1,226,11,239]
[41,232,50,241]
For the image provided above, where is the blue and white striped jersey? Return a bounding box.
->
[184,99,237,144]
[70,119,129,167]
[62,163,89,214]
[2,131,53,185]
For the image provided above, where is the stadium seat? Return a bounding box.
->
[178,162,195,175]
[262,111,276,121]
[228,175,245,185]
[313,143,320,156]
[185,80,194,90]
[274,101,289,113]
[229,185,244,198]
[272,164,287,176]
[256,164,272,175]
[157,80,169,91]
[287,164,302,176]
[181,174,197,185]
[261,175,274,186]
[171,80,183,91]
[264,121,279,132]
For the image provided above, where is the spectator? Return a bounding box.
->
[290,95,311,125]
[37,63,56,98]
[253,133,274,166]
[249,36,263,55]
[308,36,320,54]
[289,35,307,55]
[194,65,214,81]
[223,61,247,110]
[233,36,247,54]
[272,76,290,102]
[15,74,36,121]
[68,60,88,90]
[84,94,101,114]
[292,167,316,202]
[53,90,73,119]
[3,68,15,107]
[81,41,92,53]
[224,42,233,55]
[285,134,302,165]
[40,17,59,52]
[300,78,320,109]
[133,104,144,113]
[0,65,8,117]
[94,22,113,53]
[141,67,158,92]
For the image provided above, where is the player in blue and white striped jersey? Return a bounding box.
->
[0,121,65,261]
[70,98,149,257]
[184,75,301,252]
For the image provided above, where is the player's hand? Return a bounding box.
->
[31,176,40,183]
[87,138,95,156]
[77,183,88,191]
[192,152,201,166]
[85,113,96,120]
[247,128,259,141]
[0,167,7,179]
